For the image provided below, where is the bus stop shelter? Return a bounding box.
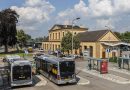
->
[87,57,108,74]
[118,57,130,70]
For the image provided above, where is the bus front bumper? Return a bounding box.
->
[11,81,32,87]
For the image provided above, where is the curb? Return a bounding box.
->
[35,75,47,86]
[77,75,90,85]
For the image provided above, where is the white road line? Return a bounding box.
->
[35,75,47,86]
[77,67,130,84]
[76,75,90,85]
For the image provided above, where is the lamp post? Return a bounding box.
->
[72,17,80,54]
[105,26,111,62]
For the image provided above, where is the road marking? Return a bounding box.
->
[76,75,90,85]
[77,67,130,84]
[35,75,47,86]
[109,67,130,75]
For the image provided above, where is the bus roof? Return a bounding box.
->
[37,55,74,64]
[12,60,31,65]
[5,55,21,60]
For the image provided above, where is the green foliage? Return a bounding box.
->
[17,29,31,48]
[34,36,48,42]
[109,57,117,63]
[61,32,72,53]
[0,8,19,53]
[73,35,81,50]
[61,31,80,54]
[114,31,130,42]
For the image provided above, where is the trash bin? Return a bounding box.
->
[100,60,108,74]
[96,59,108,74]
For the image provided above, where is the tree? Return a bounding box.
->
[114,31,122,39]
[17,29,31,48]
[34,36,48,42]
[114,31,130,42]
[35,37,43,42]
[0,8,19,53]
[61,32,80,54]
[122,31,130,42]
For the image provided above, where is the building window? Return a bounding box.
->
[47,44,48,50]
[90,46,93,57]
[53,33,54,40]
[84,46,87,50]
[45,44,46,50]
[58,45,60,48]
[59,32,60,39]
[56,33,57,39]
[55,45,57,50]
[50,34,51,40]
[53,44,54,51]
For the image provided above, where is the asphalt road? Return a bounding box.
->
[12,60,130,90]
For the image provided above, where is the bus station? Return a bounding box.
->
[87,57,108,74]
[118,57,130,70]
[117,51,130,70]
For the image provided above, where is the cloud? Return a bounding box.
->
[57,0,130,31]
[88,0,113,17]
[114,0,130,13]
[96,18,114,29]
[58,0,88,18]
[11,0,55,34]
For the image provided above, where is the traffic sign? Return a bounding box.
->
[106,49,110,53]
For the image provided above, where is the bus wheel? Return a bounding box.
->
[49,75,52,81]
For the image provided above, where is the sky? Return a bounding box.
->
[0,0,130,38]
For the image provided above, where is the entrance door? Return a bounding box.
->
[112,52,116,57]
[90,46,93,57]
[102,51,106,59]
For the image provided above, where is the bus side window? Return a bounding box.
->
[40,59,42,70]
[52,64,58,79]
[47,62,52,73]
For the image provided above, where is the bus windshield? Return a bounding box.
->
[60,61,75,77]
[13,65,31,81]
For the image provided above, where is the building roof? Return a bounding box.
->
[78,30,109,42]
[49,24,88,32]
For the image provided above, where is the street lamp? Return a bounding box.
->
[72,17,80,54]
[105,26,111,62]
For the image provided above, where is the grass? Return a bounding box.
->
[0,53,33,57]
[0,50,33,57]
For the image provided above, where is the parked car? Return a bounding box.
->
[33,52,45,59]
[28,47,33,52]
[63,54,80,60]
[38,48,44,52]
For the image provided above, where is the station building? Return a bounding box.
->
[42,24,125,58]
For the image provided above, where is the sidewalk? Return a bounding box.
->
[77,75,90,85]
[33,75,47,87]
[77,67,130,84]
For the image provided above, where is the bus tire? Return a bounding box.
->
[49,75,52,81]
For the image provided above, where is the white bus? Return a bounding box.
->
[35,55,76,84]
[5,55,32,87]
